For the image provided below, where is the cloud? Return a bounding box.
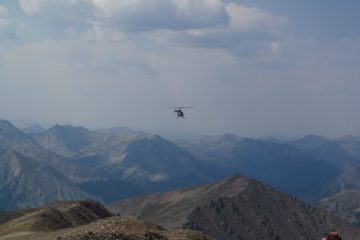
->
[19,0,229,32]
[19,0,89,15]
[0,5,8,16]
[15,0,287,58]
[0,5,21,46]
[2,28,359,137]
[19,0,47,15]
[18,0,284,35]
[226,3,285,31]
[1,1,360,137]
[0,5,9,28]
[91,0,229,32]
[156,3,287,57]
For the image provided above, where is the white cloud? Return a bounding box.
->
[158,4,287,57]
[226,3,286,31]
[19,0,48,14]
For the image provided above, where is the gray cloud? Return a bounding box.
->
[94,0,230,32]
[2,27,359,138]
[171,3,287,56]
[19,0,230,32]
[15,0,286,57]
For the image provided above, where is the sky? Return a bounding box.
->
[0,0,359,139]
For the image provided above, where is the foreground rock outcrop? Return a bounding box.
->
[0,200,213,240]
[0,200,112,238]
[55,216,213,240]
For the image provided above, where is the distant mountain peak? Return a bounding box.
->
[288,134,329,150]
[0,119,42,152]
[21,124,47,134]
[50,124,90,132]
[31,124,93,157]
[302,134,327,140]
[109,126,145,135]
[0,119,11,125]
[219,133,242,141]
[0,119,21,132]
[338,134,360,142]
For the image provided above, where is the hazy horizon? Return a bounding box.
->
[1,1,359,139]
[2,117,357,141]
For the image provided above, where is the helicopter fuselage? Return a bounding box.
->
[174,109,184,118]
[172,107,195,119]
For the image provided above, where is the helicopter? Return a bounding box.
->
[171,107,195,119]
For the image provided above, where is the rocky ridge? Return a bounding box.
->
[109,174,360,240]
[0,200,213,240]
[0,200,112,235]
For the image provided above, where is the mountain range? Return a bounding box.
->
[31,124,219,202]
[2,119,360,226]
[1,175,359,240]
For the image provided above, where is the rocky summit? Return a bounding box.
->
[109,174,360,240]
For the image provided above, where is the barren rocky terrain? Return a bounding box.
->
[0,200,213,240]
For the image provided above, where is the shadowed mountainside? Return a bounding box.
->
[177,134,340,198]
[287,135,354,168]
[0,148,96,210]
[319,189,360,227]
[32,125,223,202]
[78,135,221,202]
[0,120,98,184]
[33,126,212,184]
[0,120,100,210]
[318,166,360,226]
